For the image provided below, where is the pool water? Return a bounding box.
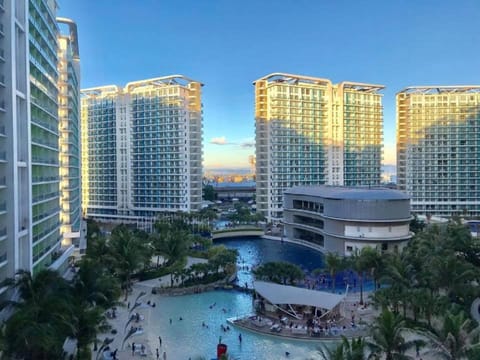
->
[219,237,375,293]
[148,237,371,359]
[149,290,326,360]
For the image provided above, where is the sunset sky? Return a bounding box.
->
[59,0,479,170]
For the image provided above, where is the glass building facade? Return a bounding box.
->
[254,73,383,222]
[0,1,81,287]
[397,86,480,217]
[82,76,203,224]
[57,17,84,260]
[29,0,61,271]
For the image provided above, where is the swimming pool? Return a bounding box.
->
[148,290,327,359]
[219,237,375,293]
[147,237,370,359]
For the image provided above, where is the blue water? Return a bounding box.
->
[219,237,375,293]
[150,237,372,359]
[150,290,326,359]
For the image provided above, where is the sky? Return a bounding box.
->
[58,0,480,171]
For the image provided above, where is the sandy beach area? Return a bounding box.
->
[93,256,209,360]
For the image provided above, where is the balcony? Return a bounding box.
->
[48,244,75,272]
[0,252,6,268]
[0,227,6,240]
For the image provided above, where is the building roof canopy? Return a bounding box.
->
[254,281,345,310]
[285,185,410,201]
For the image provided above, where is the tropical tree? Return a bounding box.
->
[109,225,152,299]
[203,185,216,201]
[69,299,110,360]
[253,261,303,285]
[424,310,480,360]
[208,246,238,275]
[367,308,419,360]
[0,270,73,359]
[409,214,425,234]
[325,252,343,292]
[379,253,414,317]
[318,336,370,360]
[349,248,374,305]
[73,257,121,309]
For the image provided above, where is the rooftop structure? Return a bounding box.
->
[254,280,346,317]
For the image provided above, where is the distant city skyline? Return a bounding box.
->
[58,0,479,170]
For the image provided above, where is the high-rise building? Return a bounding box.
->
[397,86,480,217]
[0,0,32,285]
[81,76,203,225]
[29,0,62,273]
[57,17,85,260]
[0,1,81,287]
[254,73,384,222]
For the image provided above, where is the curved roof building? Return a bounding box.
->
[283,185,412,255]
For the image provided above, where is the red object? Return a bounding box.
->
[217,343,227,358]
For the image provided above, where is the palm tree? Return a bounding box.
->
[109,225,152,300]
[428,255,477,300]
[325,252,343,292]
[151,220,192,267]
[69,299,110,360]
[424,310,480,360]
[0,270,73,359]
[367,308,419,360]
[381,254,414,317]
[73,257,121,308]
[350,248,374,305]
[319,336,371,360]
[362,246,384,291]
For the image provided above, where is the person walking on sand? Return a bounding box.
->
[163,351,167,360]
[158,336,162,347]
[156,348,160,360]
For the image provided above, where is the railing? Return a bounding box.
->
[32,191,59,203]
[31,157,58,165]
[32,221,60,243]
[32,175,59,183]
[0,252,6,264]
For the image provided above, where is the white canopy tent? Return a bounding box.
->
[254,281,347,319]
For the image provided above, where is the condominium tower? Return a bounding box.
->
[0,0,81,287]
[57,18,84,259]
[81,76,203,224]
[254,73,384,222]
[397,86,480,217]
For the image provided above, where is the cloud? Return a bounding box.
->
[209,136,255,148]
[210,136,228,145]
[239,138,255,148]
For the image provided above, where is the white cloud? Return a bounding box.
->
[210,136,228,145]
